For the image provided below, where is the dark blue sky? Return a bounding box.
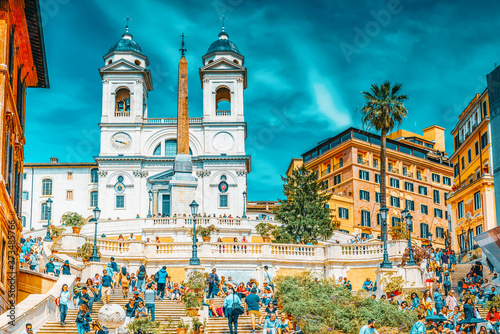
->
[26,0,500,201]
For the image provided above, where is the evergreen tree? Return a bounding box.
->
[274,165,334,244]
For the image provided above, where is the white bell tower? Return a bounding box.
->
[200,29,246,123]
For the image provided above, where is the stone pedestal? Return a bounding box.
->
[171,154,197,216]
[375,267,399,298]
[402,265,425,290]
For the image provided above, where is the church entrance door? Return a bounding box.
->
[162,194,171,216]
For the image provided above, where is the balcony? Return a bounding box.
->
[357,158,370,166]
[388,168,399,174]
[216,110,231,116]
[417,174,427,182]
[114,111,130,117]
[144,118,203,124]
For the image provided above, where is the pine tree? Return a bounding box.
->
[274,165,334,244]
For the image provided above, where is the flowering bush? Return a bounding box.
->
[398,245,430,267]
[274,272,417,334]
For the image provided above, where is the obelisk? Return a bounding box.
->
[171,34,197,216]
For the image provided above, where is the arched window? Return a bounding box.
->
[153,143,161,156]
[90,191,98,208]
[42,179,52,196]
[115,88,131,115]
[164,140,192,157]
[41,202,50,220]
[21,216,26,227]
[90,168,98,183]
[215,86,231,116]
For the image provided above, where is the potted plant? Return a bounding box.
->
[76,242,99,264]
[380,273,404,297]
[183,291,201,316]
[199,224,218,242]
[127,317,166,334]
[190,317,206,334]
[48,225,65,240]
[256,222,276,243]
[176,318,190,334]
[61,212,85,234]
[50,240,62,254]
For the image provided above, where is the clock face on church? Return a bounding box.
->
[213,132,234,151]
[111,132,132,152]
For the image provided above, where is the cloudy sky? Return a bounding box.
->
[26,0,500,201]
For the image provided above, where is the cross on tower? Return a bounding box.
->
[179,33,187,56]
[220,15,227,31]
[124,16,131,31]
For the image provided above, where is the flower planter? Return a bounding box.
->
[262,236,271,243]
[82,259,89,265]
[386,290,402,298]
[72,226,82,234]
[176,328,188,334]
[202,236,211,242]
[197,295,204,304]
[186,308,199,317]
[52,250,59,254]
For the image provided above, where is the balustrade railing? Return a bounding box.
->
[271,244,316,257]
[211,242,262,255]
[151,217,241,226]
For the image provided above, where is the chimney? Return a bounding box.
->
[50,157,58,163]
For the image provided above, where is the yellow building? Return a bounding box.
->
[447,91,496,253]
[289,127,453,248]
[0,0,49,313]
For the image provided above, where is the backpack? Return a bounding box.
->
[154,271,159,282]
[138,271,145,280]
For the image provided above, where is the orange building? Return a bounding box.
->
[0,0,49,313]
[447,91,496,253]
[296,127,453,247]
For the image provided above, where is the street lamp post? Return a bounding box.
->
[43,198,53,242]
[242,191,247,219]
[404,212,417,266]
[428,233,433,247]
[189,200,200,265]
[147,190,153,218]
[89,207,101,262]
[379,205,392,268]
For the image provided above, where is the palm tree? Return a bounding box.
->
[361,82,408,209]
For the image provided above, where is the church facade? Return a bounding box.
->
[23,28,250,229]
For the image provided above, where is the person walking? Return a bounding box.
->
[58,284,71,325]
[117,267,130,298]
[53,259,61,277]
[224,289,242,334]
[207,268,220,299]
[86,279,97,313]
[155,266,168,300]
[136,265,147,293]
[101,269,113,304]
[122,297,136,331]
[62,260,71,275]
[443,271,452,296]
[75,304,92,334]
[434,287,443,315]
[144,283,156,321]
[45,258,55,275]
[245,288,262,333]
[109,257,120,285]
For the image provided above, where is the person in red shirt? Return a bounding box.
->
[486,306,500,333]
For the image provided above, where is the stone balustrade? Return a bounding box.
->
[152,216,242,226]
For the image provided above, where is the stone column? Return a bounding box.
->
[177,56,189,154]
[152,190,158,216]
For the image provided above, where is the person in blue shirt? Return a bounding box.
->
[155,266,168,300]
[223,289,242,334]
[45,258,55,275]
[362,278,374,291]
[433,287,443,314]
[245,288,262,333]
[409,314,426,334]
[207,268,220,299]
[101,269,113,304]
[436,249,443,265]
[263,314,279,334]
[53,259,61,277]
[62,260,71,275]
[59,284,72,325]
[359,319,378,334]
[409,293,420,310]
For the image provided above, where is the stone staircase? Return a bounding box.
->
[205,297,267,334]
[36,289,186,334]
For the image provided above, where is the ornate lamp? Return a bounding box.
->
[405,212,416,265]
[147,190,153,218]
[43,198,53,242]
[89,206,101,262]
[379,205,392,268]
[189,200,200,265]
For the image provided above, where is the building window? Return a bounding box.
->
[433,190,440,204]
[434,208,443,218]
[402,166,408,176]
[23,173,27,180]
[474,141,479,156]
[66,190,73,200]
[436,227,444,238]
[219,194,228,208]
[21,216,26,227]
[390,178,400,188]
[91,168,99,183]
[323,180,329,190]
[90,191,98,207]
[376,192,381,203]
[373,159,379,169]
[116,195,125,208]
[458,201,464,219]
[391,216,401,227]
[359,170,369,181]
[416,170,422,180]
[481,132,488,149]
[461,156,465,170]
[375,174,381,184]
[67,172,73,180]
[333,174,341,185]
[41,202,50,220]
[483,100,488,117]
[326,164,331,174]
[474,191,481,210]
[338,158,343,168]
[453,163,459,178]
[388,162,394,172]
[360,190,370,201]
[339,207,349,219]
[420,223,429,238]
[404,182,414,192]
[418,186,427,196]
[390,196,400,208]
[443,177,451,186]
[421,204,428,215]
[476,225,483,235]
[42,179,52,196]
[405,199,415,211]
[467,149,472,163]
[22,191,29,200]
[361,210,371,227]
[432,173,441,183]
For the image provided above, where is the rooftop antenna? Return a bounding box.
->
[179,33,187,56]
[125,16,131,32]
[220,15,227,31]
